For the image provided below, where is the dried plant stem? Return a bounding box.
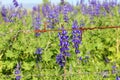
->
[63,66,66,80]
[63,56,67,80]
[116,28,119,54]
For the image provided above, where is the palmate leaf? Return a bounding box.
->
[24,47,36,55]
[5,50,18,58]
[3,61,16,69]
[12,42,20,50]
[116,52,120,59]
[108,47,116,52]
[97,43,104,50]
[22,61,35,71]
[108,52,120,62]
[42,50,52,62]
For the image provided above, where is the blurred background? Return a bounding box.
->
[1,0,118,9]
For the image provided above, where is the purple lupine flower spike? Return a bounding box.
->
[112,65,116,74]
[62,4,73,22]
[16,76,21,80]
[35,48,43,63]
[116,76,120,80]
[35,48,42,54]
[13,0,19,7]
[1,6,10,22]
[1,6,7,17]
[72,20,82,54]
[56,53,65,67]
[15,69,20,74]
[32,6,41,37]
[15,62,21,80]
[56,27,70,67]
[79,57,82,61]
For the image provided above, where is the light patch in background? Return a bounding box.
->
[0,0,120,8]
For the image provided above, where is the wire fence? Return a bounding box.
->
[0,26,120,37]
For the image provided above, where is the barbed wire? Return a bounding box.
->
[0,26,120,37]
[34,26,120,33]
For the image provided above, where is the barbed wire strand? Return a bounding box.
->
[0,26,120,37]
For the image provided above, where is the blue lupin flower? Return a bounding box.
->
[32,6,41,37]
[34,16,41,37]
[35,48,42,54]
[46,6,59,28]
[112,65,116,74]
[56,27,70,67]
[16,76,21,80]
[1,6,7,17]
[116,76,120,80]
[15,63,21,80]
[72,20,82,54]
[102,1,110,13]
[89,0,96,5]
[81,4,87,15]
[53,6,60,23]
[62,4,73,22]
[15,69,20,74]
[79,57,82,61]
[1,6,10,22]
[35,48,43,63]
[109,0,117,7]
[13,0,19,7]
[56,53,65,67]
[58,27,70,56]
[80,0,84,5]
[63,15,69,22]
[42,4,50,17]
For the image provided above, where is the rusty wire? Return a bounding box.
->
[0,25,120,37]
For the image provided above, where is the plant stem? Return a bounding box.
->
[63,65,66,79]
[116,28,119,54]
[63,56,66,80]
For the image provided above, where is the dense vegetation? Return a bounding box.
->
[0,0,120,80]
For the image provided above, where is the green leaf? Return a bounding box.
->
[22,61,35,70]
[42,51,52,62]
[108,47,116,52]
[0,61,2,72]
[5,50,17,58]
[3,61,15,69]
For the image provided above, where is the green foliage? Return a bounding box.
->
[0,2,120,80]
[42,0,49,4]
